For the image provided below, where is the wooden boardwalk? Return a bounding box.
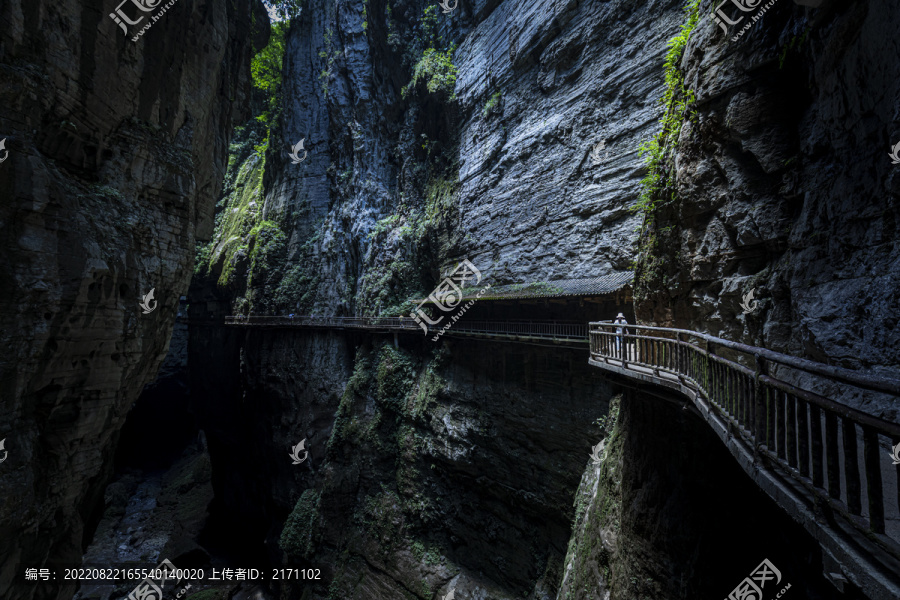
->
[588,322,900,600]
[222,314,900,598]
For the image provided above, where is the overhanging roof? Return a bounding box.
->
[417,272,634,304]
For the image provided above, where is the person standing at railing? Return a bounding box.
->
[614,313,628,357]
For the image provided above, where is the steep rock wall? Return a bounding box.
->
[635,0,900,417]
[189,329,617,599]
[198,0,685,318]
[0,0,261,597]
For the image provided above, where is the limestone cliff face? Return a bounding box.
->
[189,330,617,599]
[185,1,900,600]
[188,0,697,597]
[0,0,261,596]
[199,0,684,319]
[634,0,900,417]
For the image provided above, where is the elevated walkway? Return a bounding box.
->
[223,315,589,347]
[220,314,900,598]
[588,322,900,600]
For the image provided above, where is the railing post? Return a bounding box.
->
[825,412,841,499]
[842,419,862,515]
[754,355,767,451]
[862,427,885,533]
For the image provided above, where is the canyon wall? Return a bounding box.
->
[189,331,617,599]
[635,0,900,418]
[0,0,263,597]
[197,0,684,318]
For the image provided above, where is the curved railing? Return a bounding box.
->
[220,313,900,593]
[223,315,588,342]
[589,321,900,595]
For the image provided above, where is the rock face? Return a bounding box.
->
[198,0,684,319]
[559,392,850,600]
[634,0,900,417]
[0,0,261,596]
[189,330,617,599]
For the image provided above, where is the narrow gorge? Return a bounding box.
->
[1,0,898,600]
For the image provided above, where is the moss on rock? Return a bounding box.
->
[280,489,323,560]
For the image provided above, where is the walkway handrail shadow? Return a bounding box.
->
[589,321,900,599]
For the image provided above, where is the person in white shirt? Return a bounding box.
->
[614,312,628,356]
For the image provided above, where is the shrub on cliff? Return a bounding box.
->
[402,46,459,100]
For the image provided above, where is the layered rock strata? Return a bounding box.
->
[0,1,263,597]
[635,0,900,417]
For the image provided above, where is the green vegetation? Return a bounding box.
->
[561,396,624,600]
[633,0,700,217]
[318,28,342,97]
[482,90,502,117]
[778,26,811,70]
[593,401,620,437]
[631,0,700,300]
[402,46,459,99]
[400,6,458,100]
[245,220,288,302]
[194,151,321,314]
[197,154,265,289]
[272,250,322,313]
[411,346,448,417]
[357,486,405,555]
[355,175,460,317]
[327,348,373,451]
[250,20,289,156]
[280,489,322,560]
[376,344,417,411]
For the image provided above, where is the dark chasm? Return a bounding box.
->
[1,0,899,599]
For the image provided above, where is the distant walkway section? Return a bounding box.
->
[224,315,589,346]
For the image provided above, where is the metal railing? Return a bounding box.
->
[589,322,900,567]
[224,315,420,329]
[223,315,588,342]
